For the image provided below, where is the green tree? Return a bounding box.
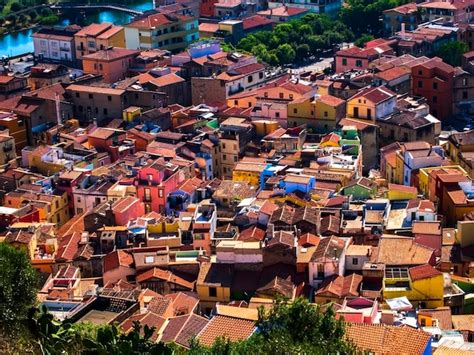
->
[6,13,16,24]
[189,298,357,354]
[296,44,310,61]
[29,9,37,20]
[355,33,375,47]
[10,2,22,12]
[435,41,469,67]
[276,43,296,65]
[0,243,37,328]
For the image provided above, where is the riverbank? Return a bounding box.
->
[0,0,153,57]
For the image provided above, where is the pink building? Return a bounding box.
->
[335,41,394,73]
[135,161,184,214]
[336,297,379,324]
[112,196,145,226]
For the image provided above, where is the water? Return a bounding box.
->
[0,29,35,57]
[0,0,153,58]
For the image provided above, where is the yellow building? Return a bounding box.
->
[386,183,418,201]
[196,262,232,313]
[383,265,444,308]
[447,131,474,177]
[5,191,69,226]
[418,165,468,198]
[232,162,267,187]
[346,86,396,121]
[288,94,345,132]
[74,22,126,63]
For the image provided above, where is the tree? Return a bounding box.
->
[296,44,310,62]
[0,243,37,328]
[6,13,16,25]
[435,41,469,67]
[276,44,296,65]
[29,10,37,20]
[189,298,358,354]
[355,34,375,48]
[10,2,22,12]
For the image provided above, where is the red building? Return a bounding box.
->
[0,205,40,229]
[135,160,184,214]
[200,0,219,17]
[88,127,135,162]
[57,170,84,215]
[411,58,454,121]
[112,196,145,226]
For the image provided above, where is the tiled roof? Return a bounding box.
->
[103,250,134,272]
[82,48,139,61]
[238,226,266,241]
[258,5,309,17]
[242,15,274,30]
[374,66,410,82]
[120,311,166,342]
[409,264,442,281]
[418,307,453,330]
[161,313,209,348]
[346,323,431,355]
[136,267,194,290]
[315,273,362,298]
[311,236,346,262]
[372,235,434,266]
[56,232,81,262]
[197,315,256,347]
[298,233,320,247]
[350,86,396,104]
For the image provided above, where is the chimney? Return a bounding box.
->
[401,22,405,36]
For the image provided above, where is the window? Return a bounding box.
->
[144,188,151,201]
[324,111,328,117]
[418,70,422,75]
[159,189,163,198]
[75,93,80,98]
[293,108,297,114]
[99,64,103,70]
[234,100,238,105]
[233,156,238,162]
[209,287,217,297]
[275,112,280,118]
[259,72,263,79]
[103,108,108,115]
[289,94,293,100]
[279,92,284,99]
[463,78,468,86]
[418,81,423,88]
[433,96,437,103]
[248,75,253,83]
[77,208,83,214]
[88,94,93,99]
[352,258,358,265]
[433,82,438,90]
[355,60,362,67]
[222,154,226,161]
[342,58,347,66]
[107,95,112,102]
[463,91,468,99]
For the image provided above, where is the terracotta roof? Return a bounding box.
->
[161,313,209,348]
[350,86,396,104]
[384,2,417,14]
[197,315,256,347]
[298,233,320,247]
[412,221,441,235]
[127,12,193,29]
[120,311,166,342]
[346,323,431,355]
[375,66,410,82]
[257,276,295,298]
[315,273,362,298]
[82,48,139,61]
[199,22,219,33]
[317,94,345,107]
[387,183,417,194]
[418,307,452,330]
[242,15,274,30]
[311,236,346,262]
[103,250,134,272]
[258,5,309,17]
[136,267,194,290]
[409,264,442,281]
[56,232,81,262]
[238,226,266,241]
[372,235,434,266]
[452,315,474,332]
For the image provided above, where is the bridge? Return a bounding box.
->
[50,3,144,16]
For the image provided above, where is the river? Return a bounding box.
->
[0,0,153,57]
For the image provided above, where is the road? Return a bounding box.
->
[292,57,334,74]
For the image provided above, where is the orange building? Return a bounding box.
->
[82,47,139,83]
